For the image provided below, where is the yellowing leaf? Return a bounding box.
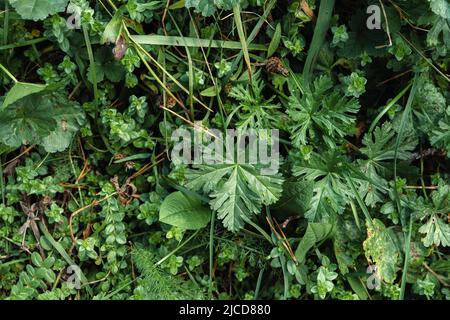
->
[363,219,400,284]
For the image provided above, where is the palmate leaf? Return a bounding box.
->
[412,78,447,133]
[229,73,281,129]
[429,0,450,19]
[417,182,450,247]
[185,0,239,17]
[0,92,85,153]
[287,75,360,148]
[211,167,261,232]
[186,164,283,232]
[292,150,362,222]
[419,215,450,247]
[424,1,450,49]
[430,107,450,155]
[359,122,416,206]
[9,0,69,21]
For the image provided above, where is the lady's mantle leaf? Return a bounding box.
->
[185,0,238,17]
[0,93,85,153]
[159,191,211,230]
[9,0,70,21]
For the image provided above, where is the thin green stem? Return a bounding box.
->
[82,25,99,108]
[399,213,413,300]
[0,62,18,82]
[209,211,216,299]
[303,0,335,87]
[0,157,5,204]
[368,81,413,133]
[156,230,201,266]
[254,267,265,300]
[0,37,47,51]
[3,0,9,47]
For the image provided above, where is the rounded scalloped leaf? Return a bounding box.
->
[9,0,69,21]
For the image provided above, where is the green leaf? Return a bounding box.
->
[0,93,85,152]
[185,0,238,17]
[210,167,260,232]
[101,11,123,44]
[271,180,314,217]
[185,0,218,17]
[41,103,86,153]
[31,252,43,267]
[359,122,416,206]
[186,164,283,232]
[302,0,335,85]
[2,82,48,109]
[9,0,69,21]
[430,107,450,154]
[429,0,450,19]
[169,0,186,10]
[293,151,359,221]
[419,214,450,247]
[267,23,282,58]
[159,191,211,230]
[363,219,400,284]
[295,222,335,263]
[287,75,360,148]
[427,15,450,49]
[88,48,125,84]
[346,276,369,300]
[200,85,220,97]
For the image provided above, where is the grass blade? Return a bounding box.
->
[303,0,335,86]
[233,4,252,80]
[393,74,419,300]
[130,35,266,51]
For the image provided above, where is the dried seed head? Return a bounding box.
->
[166,95,177,108]
[42,196,52,206]
[265,57,289,76]
[114,153,126,160]
[125,161,135,171]
[224,83,233,95]
[113,36,128,61]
